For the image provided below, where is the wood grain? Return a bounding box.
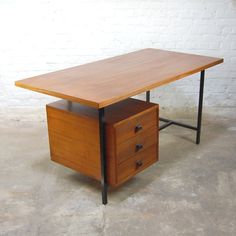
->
[46,104,101,180]
[46,98,159,186]
[106,102,159,186]
[15,48,223,108]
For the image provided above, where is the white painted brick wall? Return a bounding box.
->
[0,0,236,110]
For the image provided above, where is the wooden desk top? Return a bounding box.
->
[15,48,223,108]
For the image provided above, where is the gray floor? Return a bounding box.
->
[1,108,236,236]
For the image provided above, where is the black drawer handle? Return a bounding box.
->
[135,124,142,133]
[136,160,143,168]
[135,144,143,152]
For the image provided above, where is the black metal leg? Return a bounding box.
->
[68,101,72,111]
[159,70,205,145]
[146,91,150,102]
[98,108,108,204]
[159,117,197,131]
[196,70,205,144]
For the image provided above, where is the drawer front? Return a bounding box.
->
[117,144,158,185]
[116,126,157,164]
[115,107,157,144]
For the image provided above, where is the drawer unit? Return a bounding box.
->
[46,98,159,187]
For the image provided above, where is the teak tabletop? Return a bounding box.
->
[15,48,223,108]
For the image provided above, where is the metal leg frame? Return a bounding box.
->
[146,91,150,102]
[196,70,205,144]
[159,117,197,131]
[147,70,205,145]
[98,108,108,204]
[98,71,204,204]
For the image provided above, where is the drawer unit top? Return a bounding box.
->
[47,98,158,126]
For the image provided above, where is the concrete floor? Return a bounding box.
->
[1,108,236,236]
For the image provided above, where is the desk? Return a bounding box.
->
[15,48,223,204]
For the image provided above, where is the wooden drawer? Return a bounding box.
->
[46,98,159,187]
[116,126,157,164]
[114,107,157,144]
[117,144,158,185]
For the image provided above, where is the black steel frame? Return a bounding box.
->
[98,108,108,204]
[146,90,150,102]
[99,70,205,204]
[146,70,205,145]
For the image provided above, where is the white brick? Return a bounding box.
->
[0,0,235,109]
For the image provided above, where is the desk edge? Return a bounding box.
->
[15,57,223,109]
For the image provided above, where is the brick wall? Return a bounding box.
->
[0,0,235,110]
